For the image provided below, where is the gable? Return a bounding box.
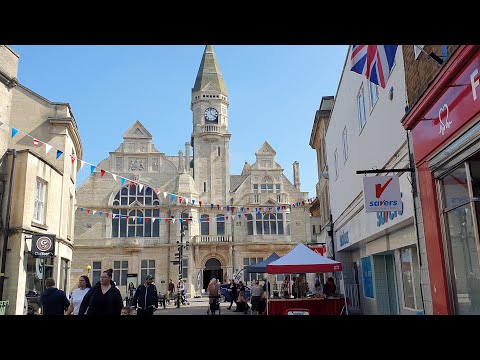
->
[256,141,276,156]
[122,120,153,140]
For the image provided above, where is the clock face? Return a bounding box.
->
[204,107,218,123]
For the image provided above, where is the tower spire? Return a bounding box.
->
[192,45,228,96]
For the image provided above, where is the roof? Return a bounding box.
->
[230,175,247,192]
[192,45,228,96]
[266,243,342,274]
[245,253,281,273]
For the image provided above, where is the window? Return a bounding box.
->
[358,86,367,130]
[141,260,155,282]
[201,214,209,235]
[253,182,276,193]
[334,149,339,179]
[313,225,316,234]
[111,185,160,238]
[33,178,47,224]
[246,214,253,235]
[286,213,290,235]
[243,257,264,281]
[92,261,102,286]
[218,147,221,157]
[414,45,425,59]
[203,182,207,192]
[342,127,348,162]
[182,258,188,279]
[255,213,283,235]
[60,258,69,292]
[401,247,422,310]
[113,260,128,286]
[369,81,379,109]
[216,214,225,235]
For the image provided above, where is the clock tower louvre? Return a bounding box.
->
[191,45,231,205]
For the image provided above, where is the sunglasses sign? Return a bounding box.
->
[31,234,56,258]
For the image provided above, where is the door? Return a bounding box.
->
[440,157,480,314]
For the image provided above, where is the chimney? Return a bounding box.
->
[178,150,184,174]
[293,161,300,190]
[185,142,190,174]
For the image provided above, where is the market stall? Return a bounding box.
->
[266,243,346,315]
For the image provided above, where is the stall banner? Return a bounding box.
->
[31,234,55,258]
[363,176,401,212]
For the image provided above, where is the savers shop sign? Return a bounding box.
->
[363,176,401,213]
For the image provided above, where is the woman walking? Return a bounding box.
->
[78,269,123,315]
[66,275,91,315]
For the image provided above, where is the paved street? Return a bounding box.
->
[153,296,246,315]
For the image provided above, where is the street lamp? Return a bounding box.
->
[86,265,91,278]
[176,213,190,308]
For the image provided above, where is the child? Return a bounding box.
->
[121,306,132,315]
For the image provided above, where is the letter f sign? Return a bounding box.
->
[375,178,393,198]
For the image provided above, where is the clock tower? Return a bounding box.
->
[191,45,231,205]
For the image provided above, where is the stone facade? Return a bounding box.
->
[72,46,310,299]
[0,46,83,314]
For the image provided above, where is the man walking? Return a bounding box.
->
[40,278,70,315]
[132,274,158,316]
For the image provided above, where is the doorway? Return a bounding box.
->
[203,258,223,290]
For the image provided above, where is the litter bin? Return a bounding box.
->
[0,301,9,315]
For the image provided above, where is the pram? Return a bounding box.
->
[207,295,221,315]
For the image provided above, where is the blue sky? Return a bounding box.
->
[10,45,348,197]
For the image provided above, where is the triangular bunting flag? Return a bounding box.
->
[152,218,156,223]
[112,173,117,181]
[45,143,52,154]
[105,213,110,217]
[171,194,175,203]
[145,217,150,222]
[192,199,195,205]
[80,208,84,212]
[99,211,103,216]
[87,209,91,214]
[172,218,176,223]
[11,128,18,138]
[165,218,169,223]
[100,169,105,177]
[79,160,85,170]
[179,196,183,204]
[199,201,202,207]
[121,178,126,185]
[33,138,39,148]
[130,181,135,187]
[163,191,167,198]
[92,210,96,215]
[71,155,76,164]
[90,165,95,174]
[56,150,63,159]
[139,184,144,192]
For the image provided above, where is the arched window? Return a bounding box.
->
[256,212,262,235]
[217,214,225,235]
[246,214,253,235]
[277,213,284,235]
[201,214,209,235]
[111,185,160,238]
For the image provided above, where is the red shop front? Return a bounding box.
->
[403,45,480,315]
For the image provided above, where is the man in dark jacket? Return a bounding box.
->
[40,277,70,315]
[132,274,158,316]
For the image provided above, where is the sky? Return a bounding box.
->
[10,45,348,198]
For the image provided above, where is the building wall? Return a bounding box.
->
[403,45,459,109]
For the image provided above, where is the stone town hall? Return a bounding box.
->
[72,46,311,297]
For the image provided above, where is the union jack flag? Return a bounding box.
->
[350,45,398,88]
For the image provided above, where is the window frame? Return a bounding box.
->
[33,178,47,224]
[357,85,367,131]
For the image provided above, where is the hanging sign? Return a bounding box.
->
[363,176,402,212]
[31,234,56,258]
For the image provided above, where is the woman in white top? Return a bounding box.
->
[66,275,92,315]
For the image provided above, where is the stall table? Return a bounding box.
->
[267,297,344,315]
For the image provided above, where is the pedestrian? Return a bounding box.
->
[250,280,264,315]
[66,275,91,315]
[132,274,158,316]
[168,279,175,301]
[226,279,238,310]
[78,269,123,315]
[40,277,70,315]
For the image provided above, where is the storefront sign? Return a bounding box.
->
[31,234,55,258]
[412,48,480,163]
[363,176,402,212]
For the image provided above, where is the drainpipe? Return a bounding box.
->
[0,149,17,300]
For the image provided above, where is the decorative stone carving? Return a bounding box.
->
[116,157,123,171]
[139,144,147,152]
[152,158,159,171]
